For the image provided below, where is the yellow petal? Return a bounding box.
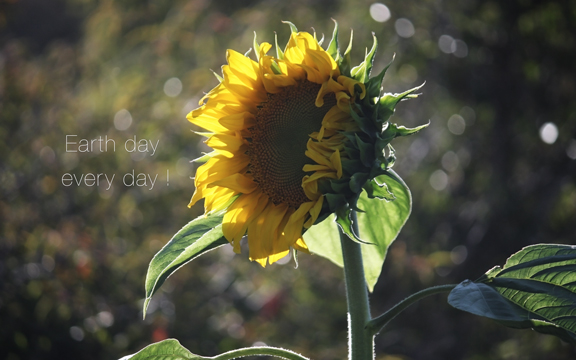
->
[329,149,343,179]
[304,196,324,228]
[194,154,250,186]
[206,133,246,158]
[204,186,238,213]
[212,173,258,194]
[218,112,255,131]
[222,191,269,252]
[226,49,260,83]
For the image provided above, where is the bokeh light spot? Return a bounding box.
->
[447,114,466,135]
[370,3,391,23]
[96,311,114,327]
[567,139,576,159]
[114,109,132,131]
[164,77,182,97]
[442,151,460,172]
[539,122,558,144]
[438,35,455,54]
[69,326,84,341]
[451,245,468,265]
[453,39,469,58]
[395,18,415,38]
[430,170,448,191]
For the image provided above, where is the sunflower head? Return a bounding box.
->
[187,21,426,266]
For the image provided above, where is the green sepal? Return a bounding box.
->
[253,31,261,60]
[193,131,213,138]
[350,104,378,137]
[349,172,370,194]
[342,131,359,146]
[192,151,217,163]
[335,206,368,244]
[274,32,285,60]
[330,178,352,194]
[351,33,378,84]
[270,60,283,75]
[383,143,396,168]
[244,48,252,58]
[378,82,425,122]
[210,69,223,83]
[282,20,298,34]
[292,248,299,269]
[355,134,375,167]
[341,158,366,175]
[381,121,430,144]
[363,178,395,201]
[365,53,395,100]
[348,192,365,214]
[316,31,325,46]
[327,19,341,62]
[339,29,354,77]
[343,144,360,159]
[325,192,348,212]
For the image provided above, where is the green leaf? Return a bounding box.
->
[356,170,412,291]
[120,339,201,360]
[326,19,340,62]
[143,214,228,316]
[448,244,576,344]
[448,281,534,323]
[350,33,378,83]
[304,214,343,268]
[305,170,412,292]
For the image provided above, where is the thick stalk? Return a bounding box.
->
[339,210,373,360]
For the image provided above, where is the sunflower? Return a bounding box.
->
[188,22,424,266]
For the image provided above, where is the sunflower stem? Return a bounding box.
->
[339,210,374,360]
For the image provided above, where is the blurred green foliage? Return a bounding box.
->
[1,0,575,359]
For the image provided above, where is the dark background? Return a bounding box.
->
[1,0,576,359]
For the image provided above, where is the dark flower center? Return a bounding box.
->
[249,81,336,208]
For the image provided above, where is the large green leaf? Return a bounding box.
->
[448,244,576,344]
[304,213,342,268]
[356,171,411,291]
[121,339,311,360]
[143,214,228,315]
[120,339,201,360]
[304,171,412,291]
